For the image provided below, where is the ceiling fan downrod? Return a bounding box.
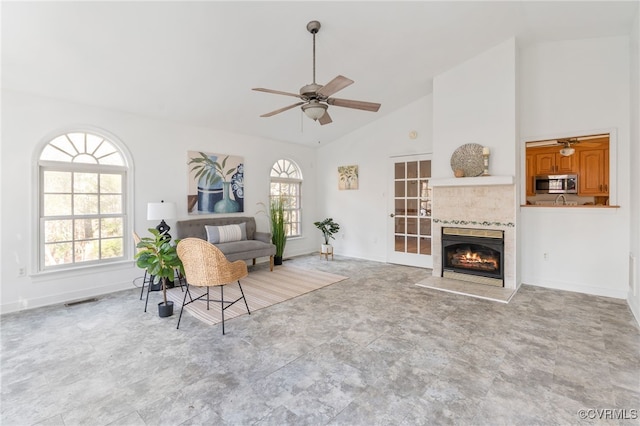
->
[307,20,321,86]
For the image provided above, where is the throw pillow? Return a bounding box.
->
[206,223,247,244]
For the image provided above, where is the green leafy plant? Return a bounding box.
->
[269,197,287,258]
[257,197,288,260]
[188,153,236,187]
[314,218,340,245]
[135,228,184,307]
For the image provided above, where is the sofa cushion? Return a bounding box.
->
[215,240,275,257]
[176,217,257,240]
[205,223,246,244]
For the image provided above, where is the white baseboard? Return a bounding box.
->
[524,279,627,300]
[0,280,134,315]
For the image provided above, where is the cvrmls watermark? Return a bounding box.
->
[578,409,638,420]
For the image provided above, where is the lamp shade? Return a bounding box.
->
[147,201,177,221]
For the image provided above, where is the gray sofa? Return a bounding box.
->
[175,216,276,271]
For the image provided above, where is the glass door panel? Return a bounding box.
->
[390,157,432,260]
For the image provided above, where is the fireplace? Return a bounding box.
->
[441,227,504,287]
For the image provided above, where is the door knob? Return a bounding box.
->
[389,213,395,218]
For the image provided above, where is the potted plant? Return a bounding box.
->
[314,218,340,255]
[269,197,287,265]
[135,228,184,317]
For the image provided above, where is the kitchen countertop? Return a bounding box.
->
[521,204,619,208]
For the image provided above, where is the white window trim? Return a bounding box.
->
[32,126,135,276]
[270,159,303,239]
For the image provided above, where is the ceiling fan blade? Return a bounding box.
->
[260,102,305,117]
[327,97,381,112]
[253,88,302,99]
[318,111,332,125]
[316,75,354,98]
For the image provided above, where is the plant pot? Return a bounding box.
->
[321,244,333,254]
[274,255,283,265]
[158,301,174,318]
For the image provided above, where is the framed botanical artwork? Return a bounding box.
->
[187,151,244,214]
[338,165,358,190]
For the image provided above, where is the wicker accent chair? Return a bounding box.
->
[176,238,250,334]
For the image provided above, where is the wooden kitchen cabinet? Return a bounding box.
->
[526,153,535,196]
[578,147,609,196]
[533,147,578,175]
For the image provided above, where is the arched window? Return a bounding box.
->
[270,159,302,238]
[38,131,129,271]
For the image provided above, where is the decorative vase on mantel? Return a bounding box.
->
[214,181,240,213]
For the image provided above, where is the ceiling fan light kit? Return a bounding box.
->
[252,20,381,125]
[558,138,579,156]
[560,147,575,156]
[301,100,327,120]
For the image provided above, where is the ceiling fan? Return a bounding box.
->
[252,20,381,125]
[556,134,607,156]
[557,137,579,156]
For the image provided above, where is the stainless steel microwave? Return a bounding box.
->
[534,175,578,194]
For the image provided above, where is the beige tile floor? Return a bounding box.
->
[1,254,639,425]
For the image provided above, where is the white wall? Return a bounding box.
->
[432,38,517,179]
[0,90,318,314]
[519,36,631,299]
[316,96,433,261]
[629,10,640,322]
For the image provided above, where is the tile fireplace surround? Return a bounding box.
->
[430,176,516,289]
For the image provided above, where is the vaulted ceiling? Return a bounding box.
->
[2,1,637,146]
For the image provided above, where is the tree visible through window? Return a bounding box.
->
[270,159,302,238]
[39,132,128,271]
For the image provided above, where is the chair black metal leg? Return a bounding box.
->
[176,283,191,329]
[175,269,185,292]
[238,280,250,315]
[144,274,155,312]
[139,270,147,300]
[220,285,225,335]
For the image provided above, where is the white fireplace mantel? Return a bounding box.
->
[429,175,514,187]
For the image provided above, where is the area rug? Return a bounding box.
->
[165,265,348,326]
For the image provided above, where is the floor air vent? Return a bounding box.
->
[64,298,98,307]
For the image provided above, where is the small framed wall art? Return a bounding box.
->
[338,165,358,190]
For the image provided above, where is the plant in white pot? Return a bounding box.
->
[135,228,184,317]
[314,218,340,256]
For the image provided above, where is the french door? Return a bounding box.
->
[387,154,433,268]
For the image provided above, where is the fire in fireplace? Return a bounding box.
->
[441,227,504,287]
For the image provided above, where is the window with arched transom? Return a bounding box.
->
[270,159,302,237]
[38,131,130,271]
